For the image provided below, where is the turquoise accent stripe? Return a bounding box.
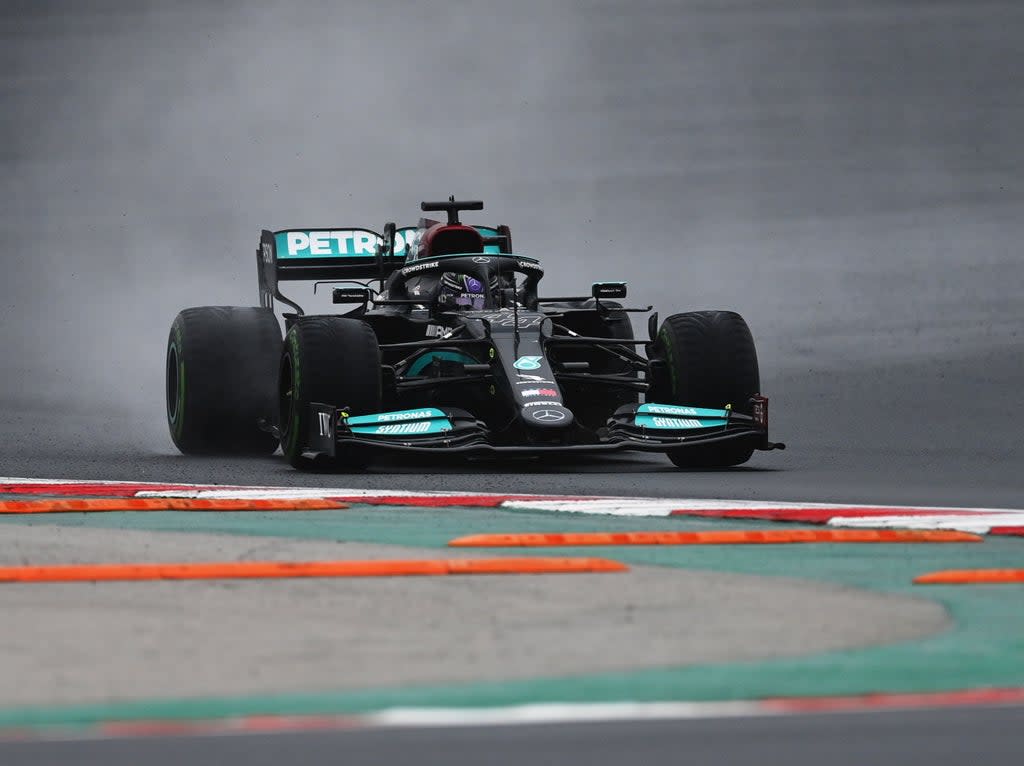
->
[638,403,730,419]
[635,414,727,430]
[407,351,478,376]
[346,408,447,426]
[346,407,452,436]
[349,420,452,436]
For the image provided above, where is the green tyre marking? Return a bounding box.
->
[169,322,187,441]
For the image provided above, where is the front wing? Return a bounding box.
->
[300,399,785,460]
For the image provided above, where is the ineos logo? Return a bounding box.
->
[531,409,566,422]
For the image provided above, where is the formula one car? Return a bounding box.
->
[165,198,784,470]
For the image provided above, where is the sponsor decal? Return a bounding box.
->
[346,408,447,426]
[376,409,436,422]
[523,400,563,407]
[634,413,727,430]
[646,405,699,416]
[521,387,559,397]
[472,256,491,264]
[531,409,566,422]
[401,260,440,276]
[638,403,729,418]
[261,242,274,264]
[425,324,447,338]
[520,388,546,397]
[348,409,452,435]
[275,229,380,258]
[374,421,433,435]
[516,374,555,384]
[653,417,704,429]
[752,396,768,429]
[317,411,332,437]
[513,355,543,371]
[517,260,543,271]
[480,311,545,328]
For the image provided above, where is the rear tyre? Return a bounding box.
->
[166,307,281,455]
[649,310,760,468]
[279,316,382,471]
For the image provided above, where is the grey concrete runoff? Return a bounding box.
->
[0,524,948,707]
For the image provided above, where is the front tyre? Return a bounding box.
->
[279,316,382,471]
[649,310,760,468]
[166,306,281,455]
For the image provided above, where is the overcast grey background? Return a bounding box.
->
[1,0,1022,502]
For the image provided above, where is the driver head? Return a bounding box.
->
[439,272,497,310]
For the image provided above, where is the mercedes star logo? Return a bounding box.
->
[472,256,491,264]
[531,409,566,422]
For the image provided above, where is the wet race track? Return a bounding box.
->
[1,1,1023,763]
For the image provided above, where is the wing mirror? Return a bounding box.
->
[332,287,371,305]
[592,282,627,300]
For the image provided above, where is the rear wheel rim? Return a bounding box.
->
[166,344,181,424]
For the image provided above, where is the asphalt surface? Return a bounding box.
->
[2,706,1022,766]
[2,0,1023,763]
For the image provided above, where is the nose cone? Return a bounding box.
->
[521,405,574,429]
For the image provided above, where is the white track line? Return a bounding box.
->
[829,513,1024,534]
[4,478,1024,532]
[500,498,1024,516]
[365,700,764,727]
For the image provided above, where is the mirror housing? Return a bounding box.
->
[332,287,371,305]
[592,281,627,300]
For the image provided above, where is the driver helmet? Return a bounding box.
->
[438,272,498,310]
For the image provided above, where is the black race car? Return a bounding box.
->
[165,198,784,470]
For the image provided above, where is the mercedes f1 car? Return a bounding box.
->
[165,198,784,470]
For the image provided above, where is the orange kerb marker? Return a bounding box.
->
[914,569,1024,585]
[448,529,982,547]
[0,498,348,513]
[0,557,627,583]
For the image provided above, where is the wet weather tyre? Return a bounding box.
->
[166,306,281,455]
[650,310,760,468]
[279,316,382,471]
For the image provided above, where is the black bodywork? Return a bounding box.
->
[258,200,783,460]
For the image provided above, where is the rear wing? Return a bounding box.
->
[258,223,512,312]
[258,225,406,312]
